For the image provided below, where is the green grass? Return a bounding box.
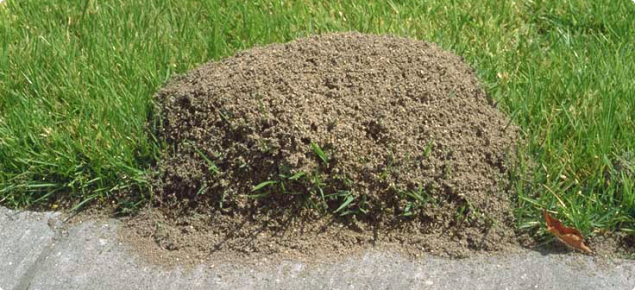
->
[1,0,634,237]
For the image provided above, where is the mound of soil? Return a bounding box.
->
[125,32,521,264]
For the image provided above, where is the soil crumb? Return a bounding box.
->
[123,32,522,266]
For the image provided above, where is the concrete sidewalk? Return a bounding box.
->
[1,206,634,290]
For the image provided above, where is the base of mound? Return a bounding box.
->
[119,205,520,267]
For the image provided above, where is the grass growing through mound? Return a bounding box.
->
[0,0,634,236]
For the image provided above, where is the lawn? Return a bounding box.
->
[1,0,634,237]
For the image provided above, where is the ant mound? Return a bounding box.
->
[126,32,520,265]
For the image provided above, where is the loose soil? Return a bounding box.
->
[123,32,524,266]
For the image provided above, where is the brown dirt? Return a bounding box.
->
[123,32,523,266]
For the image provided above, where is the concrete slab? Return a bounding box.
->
[2,206,635,290]
[0,207,59,290]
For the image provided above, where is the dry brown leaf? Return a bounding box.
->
[543,210,593,254]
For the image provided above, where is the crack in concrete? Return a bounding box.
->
[13,217,66,290]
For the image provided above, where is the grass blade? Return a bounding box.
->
[252,180,277,192]
[310,142,328,165]
[334,195,355,214]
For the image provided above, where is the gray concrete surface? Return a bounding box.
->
[0,207,59,290]
[1,206,634,290]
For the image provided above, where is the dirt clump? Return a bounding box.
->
[124,32,521,265]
